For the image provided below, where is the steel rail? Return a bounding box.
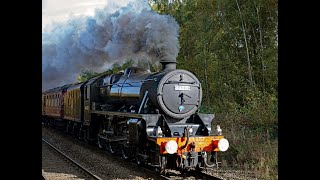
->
[42,138,102,180]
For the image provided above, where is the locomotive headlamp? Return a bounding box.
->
[165,140,178,154]
[217,138,229,152]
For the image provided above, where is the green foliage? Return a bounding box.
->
[77,69,99,82]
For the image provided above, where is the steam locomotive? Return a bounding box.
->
[42,60,229,174]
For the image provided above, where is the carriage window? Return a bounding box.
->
[85,86,90,100]
[84,87,87,99]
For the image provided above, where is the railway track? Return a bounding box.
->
[157,169,223,180]
[42,125,224,180]
[42,138,102,180]
[98,152,223,180]
[132,158,223,179]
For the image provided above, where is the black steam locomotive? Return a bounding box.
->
[42,60,229,174]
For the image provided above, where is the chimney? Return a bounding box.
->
[160,60,176,71]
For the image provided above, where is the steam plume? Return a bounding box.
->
[42,0,180,91]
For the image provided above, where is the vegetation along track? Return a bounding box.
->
[42,138,102,180]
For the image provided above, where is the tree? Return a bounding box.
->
[77,69,99,82]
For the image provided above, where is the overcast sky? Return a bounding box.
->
[42,0,131,31]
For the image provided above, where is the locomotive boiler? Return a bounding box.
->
[98,60,201,119]
[42,59,229,174]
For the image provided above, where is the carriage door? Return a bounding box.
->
[42,95,46,115]
[84,85,91,125]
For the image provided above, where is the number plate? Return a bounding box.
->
[174,85,190,91]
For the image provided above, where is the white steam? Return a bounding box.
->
[42,0,180,91]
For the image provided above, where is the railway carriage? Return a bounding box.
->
[42,87,62,119]
[42,84,72,125]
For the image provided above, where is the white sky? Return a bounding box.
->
[42,0,108,31]
[42,0,133,32]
